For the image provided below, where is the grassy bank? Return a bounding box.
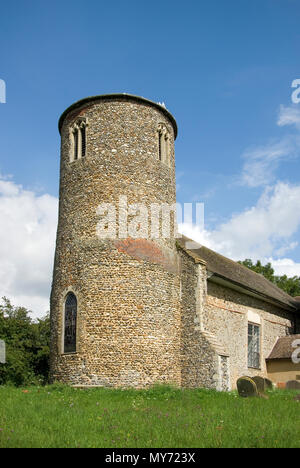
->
[0,384,299,448]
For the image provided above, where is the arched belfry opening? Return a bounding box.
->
[157,123,170,166]
[70,118,88,161]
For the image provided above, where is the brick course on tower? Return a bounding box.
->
[50,93,300,390]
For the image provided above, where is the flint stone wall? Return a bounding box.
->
[179,248,219,389]
[50,97,181,387]
[204,280,294,389]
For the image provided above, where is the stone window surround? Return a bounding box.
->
[69,118,88,162]
[157,123,170,167]
[60,287,82,355]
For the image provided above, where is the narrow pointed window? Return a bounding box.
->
[70,118,88,162]
[64,293,77,353]
[81,125,86,158]
[73,129,79,160]
[157,124,170,166]
[158,131,162,161]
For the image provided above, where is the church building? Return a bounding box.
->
[50,94,300,390]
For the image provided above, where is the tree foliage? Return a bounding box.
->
[0,297,50,386]
[238,259,300,297]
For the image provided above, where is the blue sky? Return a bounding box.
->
[1,0,300,316]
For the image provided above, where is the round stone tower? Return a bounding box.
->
[50,94,181,387]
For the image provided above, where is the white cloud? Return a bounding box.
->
[277,105,300,130]
[268,258,300,278]
[240,137,299,188]
[0,176,58,319]
[238,105,300,188]
[179,181,300,264]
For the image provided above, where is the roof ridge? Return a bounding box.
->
[177,235,298,310]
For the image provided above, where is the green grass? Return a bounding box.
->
[0,384,299,448]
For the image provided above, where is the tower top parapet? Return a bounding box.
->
[58,93,178,139]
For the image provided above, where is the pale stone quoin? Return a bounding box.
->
[50,93,300,389]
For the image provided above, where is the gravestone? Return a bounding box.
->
[237,376,258,398]
[0,340,5,364]
[286,380,300,390]
[264,378,273,390]
[253,376,266,393]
